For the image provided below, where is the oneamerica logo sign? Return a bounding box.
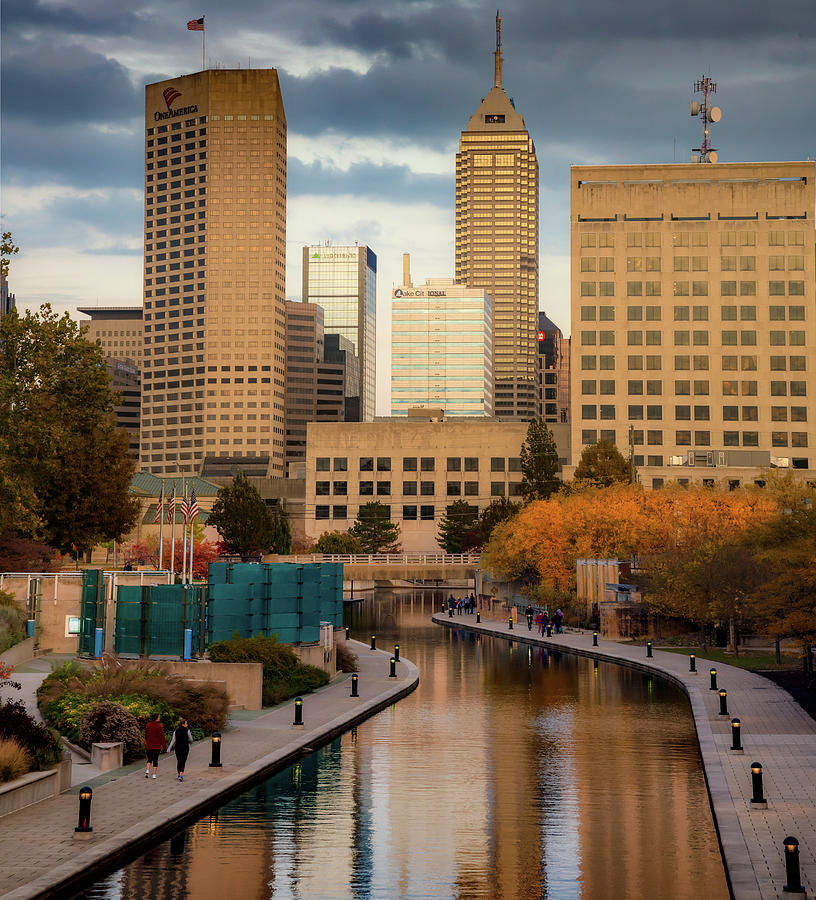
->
[154,86,198,121]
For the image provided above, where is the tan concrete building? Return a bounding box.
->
[570,160,815,487]
[391,264,493,417]
[141,69,287,477]
[304,417,570,551]
[456,13,539,419]
[78,306,143,367]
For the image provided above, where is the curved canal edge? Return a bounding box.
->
[433,612,816,900]
[0,643,418,900]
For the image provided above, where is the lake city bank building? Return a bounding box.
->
[140,69,288,477]
[570,160,816,487]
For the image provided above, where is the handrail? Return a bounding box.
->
[269,553,482,565]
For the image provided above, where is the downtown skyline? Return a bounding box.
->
[2,0,816,414]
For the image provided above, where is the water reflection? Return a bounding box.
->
[81,589,728,900]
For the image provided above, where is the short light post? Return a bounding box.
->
[718,688,729,716]
[546,622,552,637]
[783,836,806,894]
[689,654,696,673]
[345,626,350,641]
[209,732,223,768]
[593,632,598,647]
[351,673,359,697]
[293,697,304,728]
[646,641,653,658]
[75,786,93,833]
[730,717,743,753]
[389,657,397,678]
[508,616,513,631]
[448,607,453,618]
[476,612,481,623]
[749,762,767,808]
[394,644,400,662]
[370,635,376,650]
[709,668,718,690]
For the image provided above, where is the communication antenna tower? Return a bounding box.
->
[690,76,722,163]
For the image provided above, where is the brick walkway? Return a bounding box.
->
[433,612,815,900]
[0,641,418,900]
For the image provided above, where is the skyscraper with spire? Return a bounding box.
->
[455,11,539,419]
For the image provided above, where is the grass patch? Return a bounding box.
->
[660,647,797,671]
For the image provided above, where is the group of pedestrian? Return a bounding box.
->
[448,593,477,615]
[523,605,565,635]
[145,713,194,782]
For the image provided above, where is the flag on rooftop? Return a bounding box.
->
[187,16,205,31]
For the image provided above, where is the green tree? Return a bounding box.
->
[475,497,520,546]
[0,305,139,553]
[437,500,479,552]
[313,530,363,554]
[520,418,561,502]
[207,472,277,559]
[1,232,19,278]
[270,505,292,555]
[572,440,630,488]
[348,501,401,553]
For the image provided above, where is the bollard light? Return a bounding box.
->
[209,732,223,768]
[593,631,598,647]
[718,689,729,716]
[345,626,350,641]
[508,616,513,631]
[730,718,743,753]
[646,641,653,658]
[293,697,304,727]
[389,657,397,678]
[476,612,481,623]
[370,635,376,650]
[351,673,359,698]
[709,668,718,691]
[448,607,453,618]
[394,643,400,662]
[75,786,93,833]
[689,653,696,673]
[547,622,553,637]
[749,762,766,807]
[783,836,805,894]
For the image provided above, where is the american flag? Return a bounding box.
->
[181,493,191,525]
[167,487,176,525]
[154,486,164,523]
[188,489,199,522]
[187,16,204,31]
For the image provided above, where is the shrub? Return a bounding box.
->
[335,642,358,673]
[208,634,329,707]
[79,701,144,761]
[0,596,26,654]
[0,700,62,771]
[0,738,30,783]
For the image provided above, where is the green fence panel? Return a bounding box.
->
[79,569,104,655]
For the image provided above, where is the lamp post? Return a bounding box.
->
[351,673,359,697]
[689,653,696,673]
[718,688,729,716]
[783,836,806,894]
[709,668,718,690]
[75,786,93,833]
[749,762,767,808]
[730,718,743,753]
[293,697,304,727]
[209,732,223,767]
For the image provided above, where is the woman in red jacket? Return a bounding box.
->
[145,713,167,779]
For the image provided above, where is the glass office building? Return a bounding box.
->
[302,244,376,421]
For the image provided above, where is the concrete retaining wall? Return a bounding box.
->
[0,757,72,819]
[0,637,35,668]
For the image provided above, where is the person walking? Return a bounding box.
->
[167,717,194,781]
[145,713,167,779]
[555,608,564,634]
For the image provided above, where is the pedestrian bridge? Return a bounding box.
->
[264,553,481,583]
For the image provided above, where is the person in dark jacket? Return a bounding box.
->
[167,717,194,781]
[145,713,167,779]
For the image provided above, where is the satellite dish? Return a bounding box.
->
[708,151,719,163]
[690,101,700,116]
[708,106,722,123]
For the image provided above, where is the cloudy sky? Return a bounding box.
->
[2,0,815,413]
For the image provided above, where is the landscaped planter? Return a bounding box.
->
[0,756,72,819]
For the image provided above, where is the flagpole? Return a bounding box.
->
[158,485,164,571]
[189,520,195,583]
[202,23,205,71]
[182,477,188,586]
[169,484,176,582]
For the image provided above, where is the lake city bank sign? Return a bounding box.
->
[154,86,198,121]
[394,289,451,298]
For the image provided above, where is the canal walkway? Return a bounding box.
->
[0,641,418,900]
[433,612,815,900]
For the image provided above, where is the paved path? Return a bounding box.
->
[433,612,815,900]
[0,641,418,900]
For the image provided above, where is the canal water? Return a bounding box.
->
[80,590,729,899]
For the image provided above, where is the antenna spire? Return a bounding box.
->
[494,9,503,88]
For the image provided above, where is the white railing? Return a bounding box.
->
[270,553,482,566]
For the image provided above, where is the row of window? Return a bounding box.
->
[584,378,809,397]
[579,231,807,248]
[580,255,806,272]
[580,429,809,448]
[314,493,520,521]
[580,330,806,347]
[593,404,808,422]
[581,355,807,373]
[580,304,806,321]
[580,281,806,297]
[315,456,521,473]
[315,480,524,497]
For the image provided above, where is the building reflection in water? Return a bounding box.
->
[83,590,728,900]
